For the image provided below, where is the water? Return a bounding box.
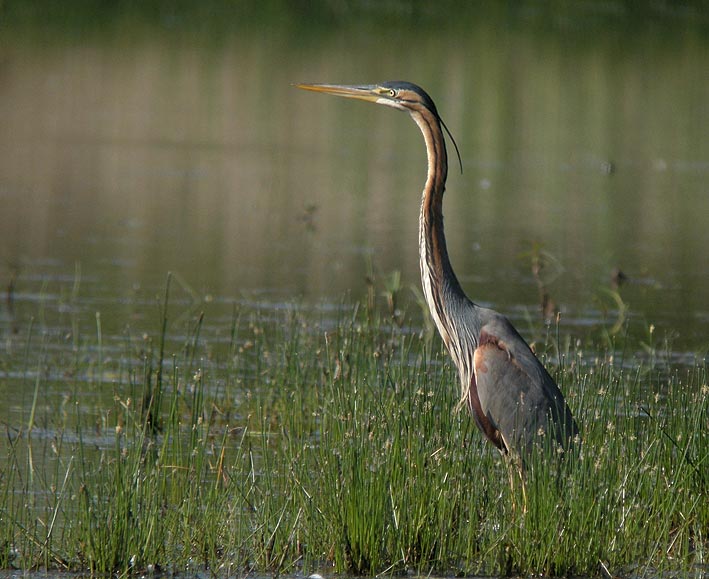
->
[0,6,707,575]
[1,5,708,416]
[2,4,708,431]
[0,5,707,428]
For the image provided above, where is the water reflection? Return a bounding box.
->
[1,5,708,351]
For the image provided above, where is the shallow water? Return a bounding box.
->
[1,3,708,458]
[3,5,709,347]
[1,0,709,492]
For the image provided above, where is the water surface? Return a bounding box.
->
[1,2,708,414]
[1,4,708,577]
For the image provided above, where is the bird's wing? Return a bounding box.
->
[472,314,577,456]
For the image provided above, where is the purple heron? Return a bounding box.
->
[297,81,579,464]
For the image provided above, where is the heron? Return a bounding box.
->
[296,81,579,466]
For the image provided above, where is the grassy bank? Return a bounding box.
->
[0,291,707,577]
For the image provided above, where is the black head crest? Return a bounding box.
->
[380,81,463,175]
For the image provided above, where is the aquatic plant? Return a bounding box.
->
[0,291,706,577]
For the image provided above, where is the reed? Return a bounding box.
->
[0,294,706,577]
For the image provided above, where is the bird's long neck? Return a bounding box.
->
[412,109,469,359]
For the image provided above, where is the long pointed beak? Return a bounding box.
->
[295,83,381,103]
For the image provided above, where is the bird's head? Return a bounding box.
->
[295,81,462,173]
[295,81,439,115]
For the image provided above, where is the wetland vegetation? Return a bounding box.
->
[1,276,706,577]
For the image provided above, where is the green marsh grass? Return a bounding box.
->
[0,294,707,577]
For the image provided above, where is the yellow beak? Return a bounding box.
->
[295,83,382,103]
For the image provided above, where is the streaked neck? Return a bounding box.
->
[413,109,467,349]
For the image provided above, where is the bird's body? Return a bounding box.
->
[297,81,578,461]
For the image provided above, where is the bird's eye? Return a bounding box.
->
[388,88,397,97]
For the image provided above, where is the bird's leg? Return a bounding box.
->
[504,453,527,515]
[518,464,528,515]
[505,460,516,509]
